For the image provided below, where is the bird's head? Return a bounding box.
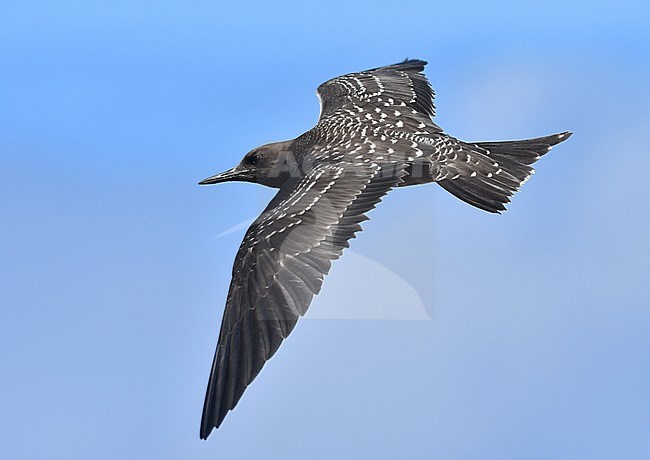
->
[199,140,296,188]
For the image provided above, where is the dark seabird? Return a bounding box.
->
[198,59,571,439]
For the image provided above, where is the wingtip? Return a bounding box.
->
[200,391,230,440]
[396,58,428,71]
[199,424,214,440]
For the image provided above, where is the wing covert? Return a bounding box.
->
[316,59,439,133]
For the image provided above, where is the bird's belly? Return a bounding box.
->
[398,161,436,187]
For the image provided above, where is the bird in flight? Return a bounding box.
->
[198,59,571,439]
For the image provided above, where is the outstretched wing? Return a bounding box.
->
[200,158,407,439]
[316,59,440,133]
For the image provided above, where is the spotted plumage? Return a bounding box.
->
[198,59,572,439]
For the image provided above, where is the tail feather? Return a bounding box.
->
[437,132,572,213]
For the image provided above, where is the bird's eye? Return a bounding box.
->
[249,154,260,166]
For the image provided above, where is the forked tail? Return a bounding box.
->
[437,132,572,213]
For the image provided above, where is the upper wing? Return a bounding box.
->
[316,59,440,133]
[200,158,407,439]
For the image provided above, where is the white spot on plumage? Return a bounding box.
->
[470,171,477,177]
[487,172,493,178]
[394,110,401,116]
[396,120,404,128]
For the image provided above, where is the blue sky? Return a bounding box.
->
[1,1,649,458]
